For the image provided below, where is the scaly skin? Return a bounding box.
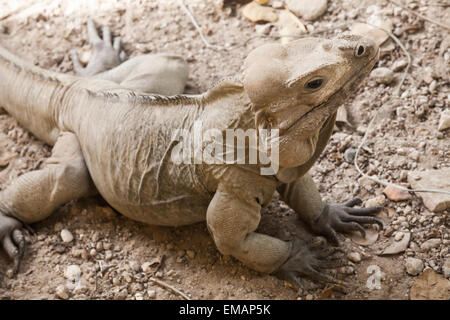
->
[0,20,382,287]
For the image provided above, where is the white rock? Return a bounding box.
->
[347,252,361,263]
[135,292,144,300]
[60,229,74,243]
[285,0,327,21]
[392,59,408,72]
[64,265,81,281]
[272,1,284,9]
[420,238,441,252]
[443,258,450,278]
[438,109,450,131]
[147,289,156,299]
[370,67,394,85]
[408,169,450,212]
[365,195,386,207]
[56,284,69,300]
[405,258,424,276]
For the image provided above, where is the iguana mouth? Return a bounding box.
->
[282,49,379,136]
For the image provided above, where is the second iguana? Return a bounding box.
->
[0,19,383,287]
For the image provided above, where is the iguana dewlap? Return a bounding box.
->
[0,20,382,285]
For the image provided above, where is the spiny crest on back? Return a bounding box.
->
[88,88,202,106]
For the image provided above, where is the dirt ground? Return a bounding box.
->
[0,0,448,300]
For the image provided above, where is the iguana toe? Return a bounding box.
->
[0,214,26,276]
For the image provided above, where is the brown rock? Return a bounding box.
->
[383,185,413,201]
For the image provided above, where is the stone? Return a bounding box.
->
[392,59,408,72]
[285,0,327,21]
[443,258,450,278]
[56,284,69,300]
[242,1,278,23]
[255,23,272,35]
[370,67,394,85]
[408,169,450,212]
[271,1,284,9]
[277,9,307,44]
[255,0,269,4]
[410,269,450,300]
[420,238,441,252]
[186,249,196,259]
[405,258,424,276]
[147,289,157,299]
[135,292,144,300]
[343,148,357,163]
[438,109,450,131]
[365,195,386,207]
[383,185,412,201]
[380,232,410,255]
[347,252,361,263]
[60,229,74,243]
[64,265,81,281]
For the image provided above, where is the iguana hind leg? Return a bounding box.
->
[71,18,125,77]
[0,132,96,274]
[71,18,188,95]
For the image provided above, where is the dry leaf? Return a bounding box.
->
[350,17,393,46]
[350,228,379,246]
[410,269,450,300]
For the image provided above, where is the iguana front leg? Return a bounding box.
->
[71,18,126,77]
[207,182,346,287]
[278,174,384,246]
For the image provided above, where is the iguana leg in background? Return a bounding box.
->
[71,18,189,95]
[0,133,96,274]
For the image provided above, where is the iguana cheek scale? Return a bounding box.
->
[0,19,381,284]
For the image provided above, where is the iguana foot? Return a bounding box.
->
[71,18,126,77]
[311,198,384,246]
[0,213,26,276]
[273,238,348,289]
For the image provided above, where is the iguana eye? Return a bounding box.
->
[305,78,324,91]
[356,45,365,57]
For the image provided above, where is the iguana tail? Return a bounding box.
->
[0,45,75,145]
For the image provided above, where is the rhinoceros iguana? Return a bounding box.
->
[0,19,382,287]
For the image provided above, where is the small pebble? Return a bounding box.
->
[60,229,74,243]
[56,285,69,300]
[148,289,157,299]
[405,258,424,276]
[135,292,144,300]
[347,252,361,263]
[443,258,450,278]
[420,238,441,252]
[343,148,357,163]
[186,250,196,259]
[370,67,394,85]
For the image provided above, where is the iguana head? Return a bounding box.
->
[243,34,379,169]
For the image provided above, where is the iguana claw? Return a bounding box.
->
[0,214,26,276]
[273,238,348,289]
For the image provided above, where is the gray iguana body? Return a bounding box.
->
[0,19,382,285]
